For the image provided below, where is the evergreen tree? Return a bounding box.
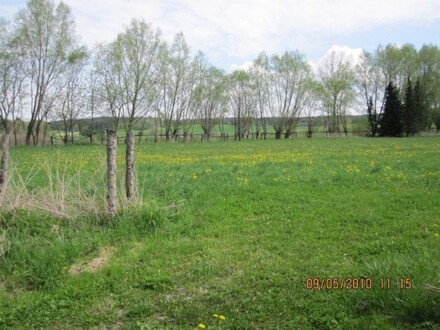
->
[380,82,402,137]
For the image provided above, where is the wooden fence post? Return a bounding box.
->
[125,131,135,200]
[106,130,117,216]
[0,135,10,204]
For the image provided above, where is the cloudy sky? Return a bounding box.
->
[1,0,440,71]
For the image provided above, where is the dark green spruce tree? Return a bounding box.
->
[380,82,403,137]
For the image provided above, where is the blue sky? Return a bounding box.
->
[1,0,440,71]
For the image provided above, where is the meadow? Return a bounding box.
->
[0,137,439,329]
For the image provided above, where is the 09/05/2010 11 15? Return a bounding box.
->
[305,277,413,290]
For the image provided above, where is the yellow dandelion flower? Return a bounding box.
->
[213,314,226,320]
[198,323,206,329]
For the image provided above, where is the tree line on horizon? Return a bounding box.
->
[1,0,440,146]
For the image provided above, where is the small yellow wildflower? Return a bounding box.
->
[435,233,439,237]
[198,323,206,329]
[213,314,226,320]
[237,177,249,185]
[191,173,198,180]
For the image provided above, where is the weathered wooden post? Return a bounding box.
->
[125,131,135,200]
[0,135,10,204]
[106,130,117,216]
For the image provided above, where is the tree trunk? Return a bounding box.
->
[106,130,117,216]
[25,120,35,145]
[275,131,282,139]
[43,124,48,145]
[13,128,18,146]
[0,135,10,204]
[125,131,135,200]
[35,121,41,146]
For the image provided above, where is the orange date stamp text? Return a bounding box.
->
[305,277,413,290]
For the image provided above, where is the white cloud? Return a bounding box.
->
[231,45,363,74]
[321,45,364,66]
[230,61,254,72]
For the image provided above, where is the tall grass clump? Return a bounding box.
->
[2,162,105,221]
[356,255,440,326]
[0,159,179,291]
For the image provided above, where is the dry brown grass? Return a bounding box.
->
[0,157,149,220]
[0,228,11,258]
[68,246,114,275]
[425,284,440,294]
[1,163,105,219]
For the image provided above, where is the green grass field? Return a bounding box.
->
[1,137,440,329]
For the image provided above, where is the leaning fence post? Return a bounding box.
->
[0,134,10,204]
[106,130,117,216]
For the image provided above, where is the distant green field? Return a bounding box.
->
[1,137,439,329]
[48,119,370,145]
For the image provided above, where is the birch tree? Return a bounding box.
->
[94,43,124,130]
[268,51,313,139]
[418,44,440,130]
[0,18,26,144]
[251,52,270,139]
[302,80,322,138]
[228,70,255,140]
[114,19,161,133]
[16,0,78,145]
[193,53,227,140]
[159,33,194,140]
[53,47,89,143]
[355,49,386,136]
[318,50,356,134]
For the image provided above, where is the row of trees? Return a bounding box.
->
[1,0,440,147]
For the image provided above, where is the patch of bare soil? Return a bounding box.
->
[69,247,114,275]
